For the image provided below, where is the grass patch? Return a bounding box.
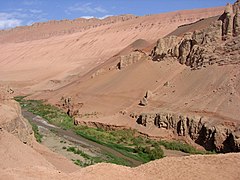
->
[67,146,130,166]
[75,127,164,163]
[72,159,94,167]
[14,96,74,129]
[158,140,216,154]
[67,146,92,159]
[30,122,43,143]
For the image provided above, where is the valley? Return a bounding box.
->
[0,0,240,179]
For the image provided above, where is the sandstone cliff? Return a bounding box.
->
[151,3,240,69]
[134,112,240,152]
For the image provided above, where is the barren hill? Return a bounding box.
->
[0,7,224,93]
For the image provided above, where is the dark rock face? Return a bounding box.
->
[221,3,233,38]
[179,39,192,65]
[135,112,240,152]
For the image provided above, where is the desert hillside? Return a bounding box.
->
[0,7,224,93]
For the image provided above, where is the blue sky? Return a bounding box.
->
[0,0,235,29]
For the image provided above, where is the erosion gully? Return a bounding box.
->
[22,110,142,167]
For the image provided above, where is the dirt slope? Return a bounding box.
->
[1,152,240,180]
[0,7,224,94]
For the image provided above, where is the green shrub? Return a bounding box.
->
[158,140,210,154]
[30,122,42,143]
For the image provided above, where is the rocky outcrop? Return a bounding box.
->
[139,90,153,106]
[0,87,34,146]
[118,50,150,70]
[233,0,240,14]
[152,36,181,61]
[0,102,34,146]
[139,97,148,106]
[59,97,83,118]
[151,1,240,69]
[91,68,106,78]
[134,112,240,152]
[221,3,233,39]
[151,21,223,69]
[233,9,240,36]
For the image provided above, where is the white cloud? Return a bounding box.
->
[0,9,47,30]
[66,3,108,14]
[80,15,113,20]
[0,19,22,29]
[80,16,95,19]
[0,12,22,29]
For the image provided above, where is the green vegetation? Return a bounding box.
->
[72,159,93,167]
[67,146,92,159]
[14,96,74,129]
[67,146,130,167]
[30,122,43,143]
[158,140,215,154]
[15,96,213,167]
[75,127,164,163]
[15,97,43,143]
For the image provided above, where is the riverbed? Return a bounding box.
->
[22,110,142,167]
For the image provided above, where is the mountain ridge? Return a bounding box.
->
[0,7,224,43]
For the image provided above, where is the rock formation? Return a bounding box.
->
[60,97,83,118]
[221,3,233,39]
[91,68,106,78]
[139,97,148,106]
[233,0,240,14]
[233,8,240,36]
[151,36,181,61]
[151,2,240,69]
[139,90,153,106]
[118,50,150,70]
[0,86,34,146]
[135,112,240,152]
